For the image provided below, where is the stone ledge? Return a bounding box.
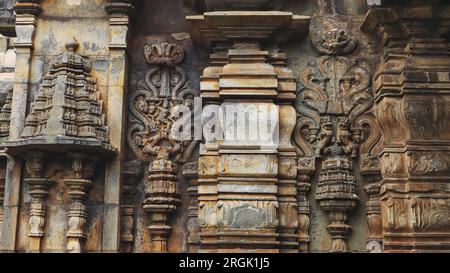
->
[3,136,117,158]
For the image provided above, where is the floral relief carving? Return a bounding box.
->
[294,24,376,252]
[128,41,199,252]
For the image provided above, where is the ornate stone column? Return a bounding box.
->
[361,1,450,252]
[64,154,97,253]
[120,160,142,253]
[187,8,309,252]
[0,88,12,243]
[357,110,383,253]
[23,152,52,253]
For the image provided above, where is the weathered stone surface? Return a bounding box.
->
[0,0,448,254]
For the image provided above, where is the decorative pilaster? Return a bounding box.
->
[361,1,450,252]
[187,10,309,253]
[120,160,142,253]
[64,153,97,253]
[104,0,135,253]
[295,158,314,252]
[23,152,52,253]
[356,111,383,252]
[127,42,197,252]
[294,23,374,252]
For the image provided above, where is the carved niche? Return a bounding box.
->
[4,39,115,253]
[294,25,379,252]
[127,41,198,252]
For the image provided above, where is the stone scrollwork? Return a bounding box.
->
[128,41,198,252]
[294,24,375,252]
[128,42,197,163]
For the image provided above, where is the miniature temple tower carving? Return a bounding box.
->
[4,39,116,253]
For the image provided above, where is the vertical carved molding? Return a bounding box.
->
[295,157,314,252]
[364,181,382,252]
[64,153,97,253]
[24,151,52,253]
[120,160,142,253]
[295,23,374,252]
[361,2,450,252]
[0,159,5,240]
[356,112,383,252]
[1,0,40,253]
[127,42,197,252]
[182,161,199,252]
[277,102,299,253]
[104,0,135,253]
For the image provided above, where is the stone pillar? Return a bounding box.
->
[187,11,310,253]
[23,152,51,253]
[103,0,134,253]
[361,1,450,252]
[64,154,97,253]
[0,0,40,253]
[120,160,142,253]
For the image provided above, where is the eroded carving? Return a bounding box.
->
[129,42,198,252]
[294,25,373,252]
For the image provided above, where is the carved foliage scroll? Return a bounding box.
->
[294,25,379,252]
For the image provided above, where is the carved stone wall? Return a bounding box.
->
[0,0,448,253]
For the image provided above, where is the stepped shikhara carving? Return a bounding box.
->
[294,24,377,252]
[4,39,115,253]
[20,40,109,144]
[361,1,450,252]
[128,42,197,252]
